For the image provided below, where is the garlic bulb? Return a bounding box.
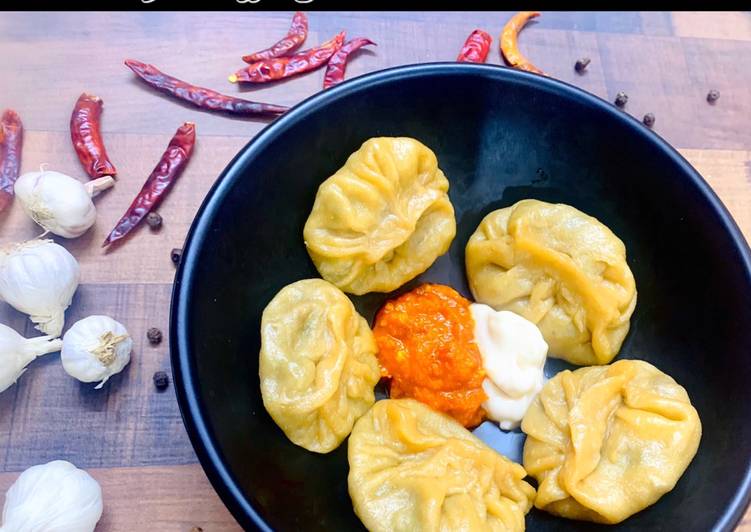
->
[0,460,102,532]
[62,315,132,389]
[0,323,62,394]
[14,169,114,239]
[0,240,80,337]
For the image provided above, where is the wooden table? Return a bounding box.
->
[0,11,749,531]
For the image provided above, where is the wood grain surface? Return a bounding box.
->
[0,11,749,531]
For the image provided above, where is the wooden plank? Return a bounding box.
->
[494,29,609,97]
[0,463,241,531]
[0,284,196,470]
[740,506,751,531]
[0,12,749,531]
[1,459,749,531]
[672,12,751,41]
[595,32,751,150]
[0,13,748,149]
[680,149,751,244]
[0,131,248,284]
[0,14,316,136]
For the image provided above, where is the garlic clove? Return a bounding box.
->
[0,239,80,337]
[84,175,116,198]
[0,323,62,394]
[61,315,132,389]
[14,169,113,239]
[0,460,103,532]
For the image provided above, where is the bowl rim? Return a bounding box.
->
[170,62,751,532]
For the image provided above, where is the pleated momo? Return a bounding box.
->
[348,399,536,531]
[304,137,456,295]
[522,359,701,524]
[466,199,637,366]
[259,279,380,453]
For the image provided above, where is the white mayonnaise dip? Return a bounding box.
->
[470,303,548,430]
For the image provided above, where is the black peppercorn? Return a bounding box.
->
[191,528,204,532]
[153,371,169,390]
[147,327,163,345]
[574,57,590,73]
[642,113,655,128]
[614,92,628,108]
[146,211,162,230]
[170,248,182,265]
[707,89,720,103]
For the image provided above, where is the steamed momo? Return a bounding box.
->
[304,137,456,295]
[522,359,701,524]
[466,199,636,366]
[348,399,536,532]
[259,279,380,453]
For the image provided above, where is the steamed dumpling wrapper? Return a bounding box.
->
[349,399,536,531]
[522,359,701,524]
[259,279,380,453]
[304,137,456,295]
[465,199,637,365]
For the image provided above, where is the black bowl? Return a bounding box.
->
[171,63,751,531]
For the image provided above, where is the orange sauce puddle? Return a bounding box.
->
[373,284,486,428]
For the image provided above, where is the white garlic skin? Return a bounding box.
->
[0,460,102,532]
[14,170,97,239]
[0,323,62,394]
[0,240,80,337]
[61,315,132,389]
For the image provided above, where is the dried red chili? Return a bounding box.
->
[500,11,546,76]
[322,38,376,89]
[126,60,288,117]
[242,11,308,63]
[457,30,492,63]
[103,122,195,248]
[0,110,23,214]
[229,32,346,84]
[70,93,117,180]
